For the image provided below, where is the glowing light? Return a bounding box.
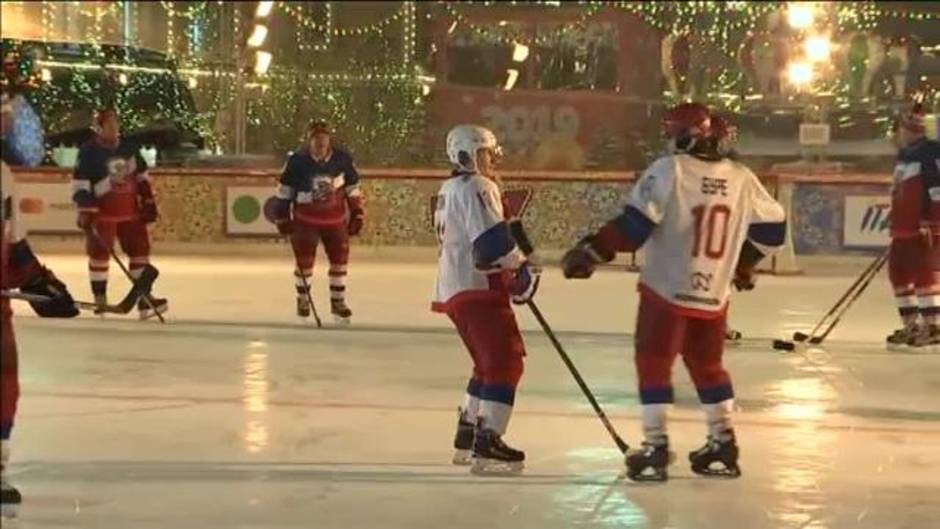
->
[254,50,273,75]
[805,35,831,62]
[188,76,198,89]
[40,68,51,82]
[421,84,431,96]
[787,3,816,29]
[512,42,530,63]
[504,68,519,91]
[247,24,268,48]
[255,1,274,18]
[447,20,457,34]
[787,61,814,87]
[118,72,128,85]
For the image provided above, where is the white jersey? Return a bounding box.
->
[630,154,785,316]
[432,172,524,311]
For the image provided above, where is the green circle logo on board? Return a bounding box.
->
[233,195,261,224]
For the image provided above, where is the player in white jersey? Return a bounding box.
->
[562,103,786,481]
[432,125,539,475]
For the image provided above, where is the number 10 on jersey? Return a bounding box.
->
[691,204,731,259]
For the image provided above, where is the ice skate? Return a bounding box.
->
[93,293,108,317]
[907,324,940,348]
[296,296,311,318]
[0,478,20,507]
[451,409,475,466]
[625,438,673,482]
[689,430,741,478]
[138,296,168,321]
[1,445,21,508]
[887,324,919,350]
[470,427,524,476]
[331,299,352,325]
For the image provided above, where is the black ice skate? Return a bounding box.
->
[887,324,919,349]
[452,410,475,466]
[331,299,352,325]
[689,430,741,478]
[138,296,168,321]
[297,296,311,318]
[908,324,940,348]
[470,427,524,475]
[625,438,673,482]
[0,479,20,506]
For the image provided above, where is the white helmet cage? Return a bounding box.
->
[446,124,502,171]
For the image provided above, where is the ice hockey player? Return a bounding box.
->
[561,103,786,481]
[71,108,167,319]
[886,103,940,349]
[2,92,79,507]
[273,121,364,324]
[432,125,539,475]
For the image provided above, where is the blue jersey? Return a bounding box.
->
[276,148,361,227]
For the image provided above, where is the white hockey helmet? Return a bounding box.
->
[446,124,501,171]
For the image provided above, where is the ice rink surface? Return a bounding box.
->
[3,254,939,529]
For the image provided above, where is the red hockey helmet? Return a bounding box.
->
[662,102,712,152]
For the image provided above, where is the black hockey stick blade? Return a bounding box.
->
[793,332,810,342]
[114,263,159,313]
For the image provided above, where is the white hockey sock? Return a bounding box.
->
[641,404,670,445]
[703,399,735,440]
[896,290,919,327]
[916,289,940,326]
[479,400,513,435]
[462,394,481,421]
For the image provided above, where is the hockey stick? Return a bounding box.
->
[106,245,166,323]
[793,248,888,343]
[2,266,156,314]
[297,268,322,328]
[808,251,889,345]
[526,300,630,454]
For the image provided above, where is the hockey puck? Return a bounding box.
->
[772,339,796,352]
[792,332,810,342]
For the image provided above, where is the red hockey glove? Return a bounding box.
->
[348,209,364,236]
[140,198,158,223]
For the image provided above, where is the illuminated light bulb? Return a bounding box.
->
[255,1,274,18]
[512,42,529,63]
[254,50,273,75]
[247,24,268,47]
[787,2,815,30]
[504,68,519,91]
[787,61,813,87]
[805,35,831,62]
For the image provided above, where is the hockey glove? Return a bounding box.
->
[139,197,159,223]
[561,237,612,279]
[21,267,79,318]
[348,208,365,236]
[77,209,97,231]
[510,262,540,305]
[272,198,293,235]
